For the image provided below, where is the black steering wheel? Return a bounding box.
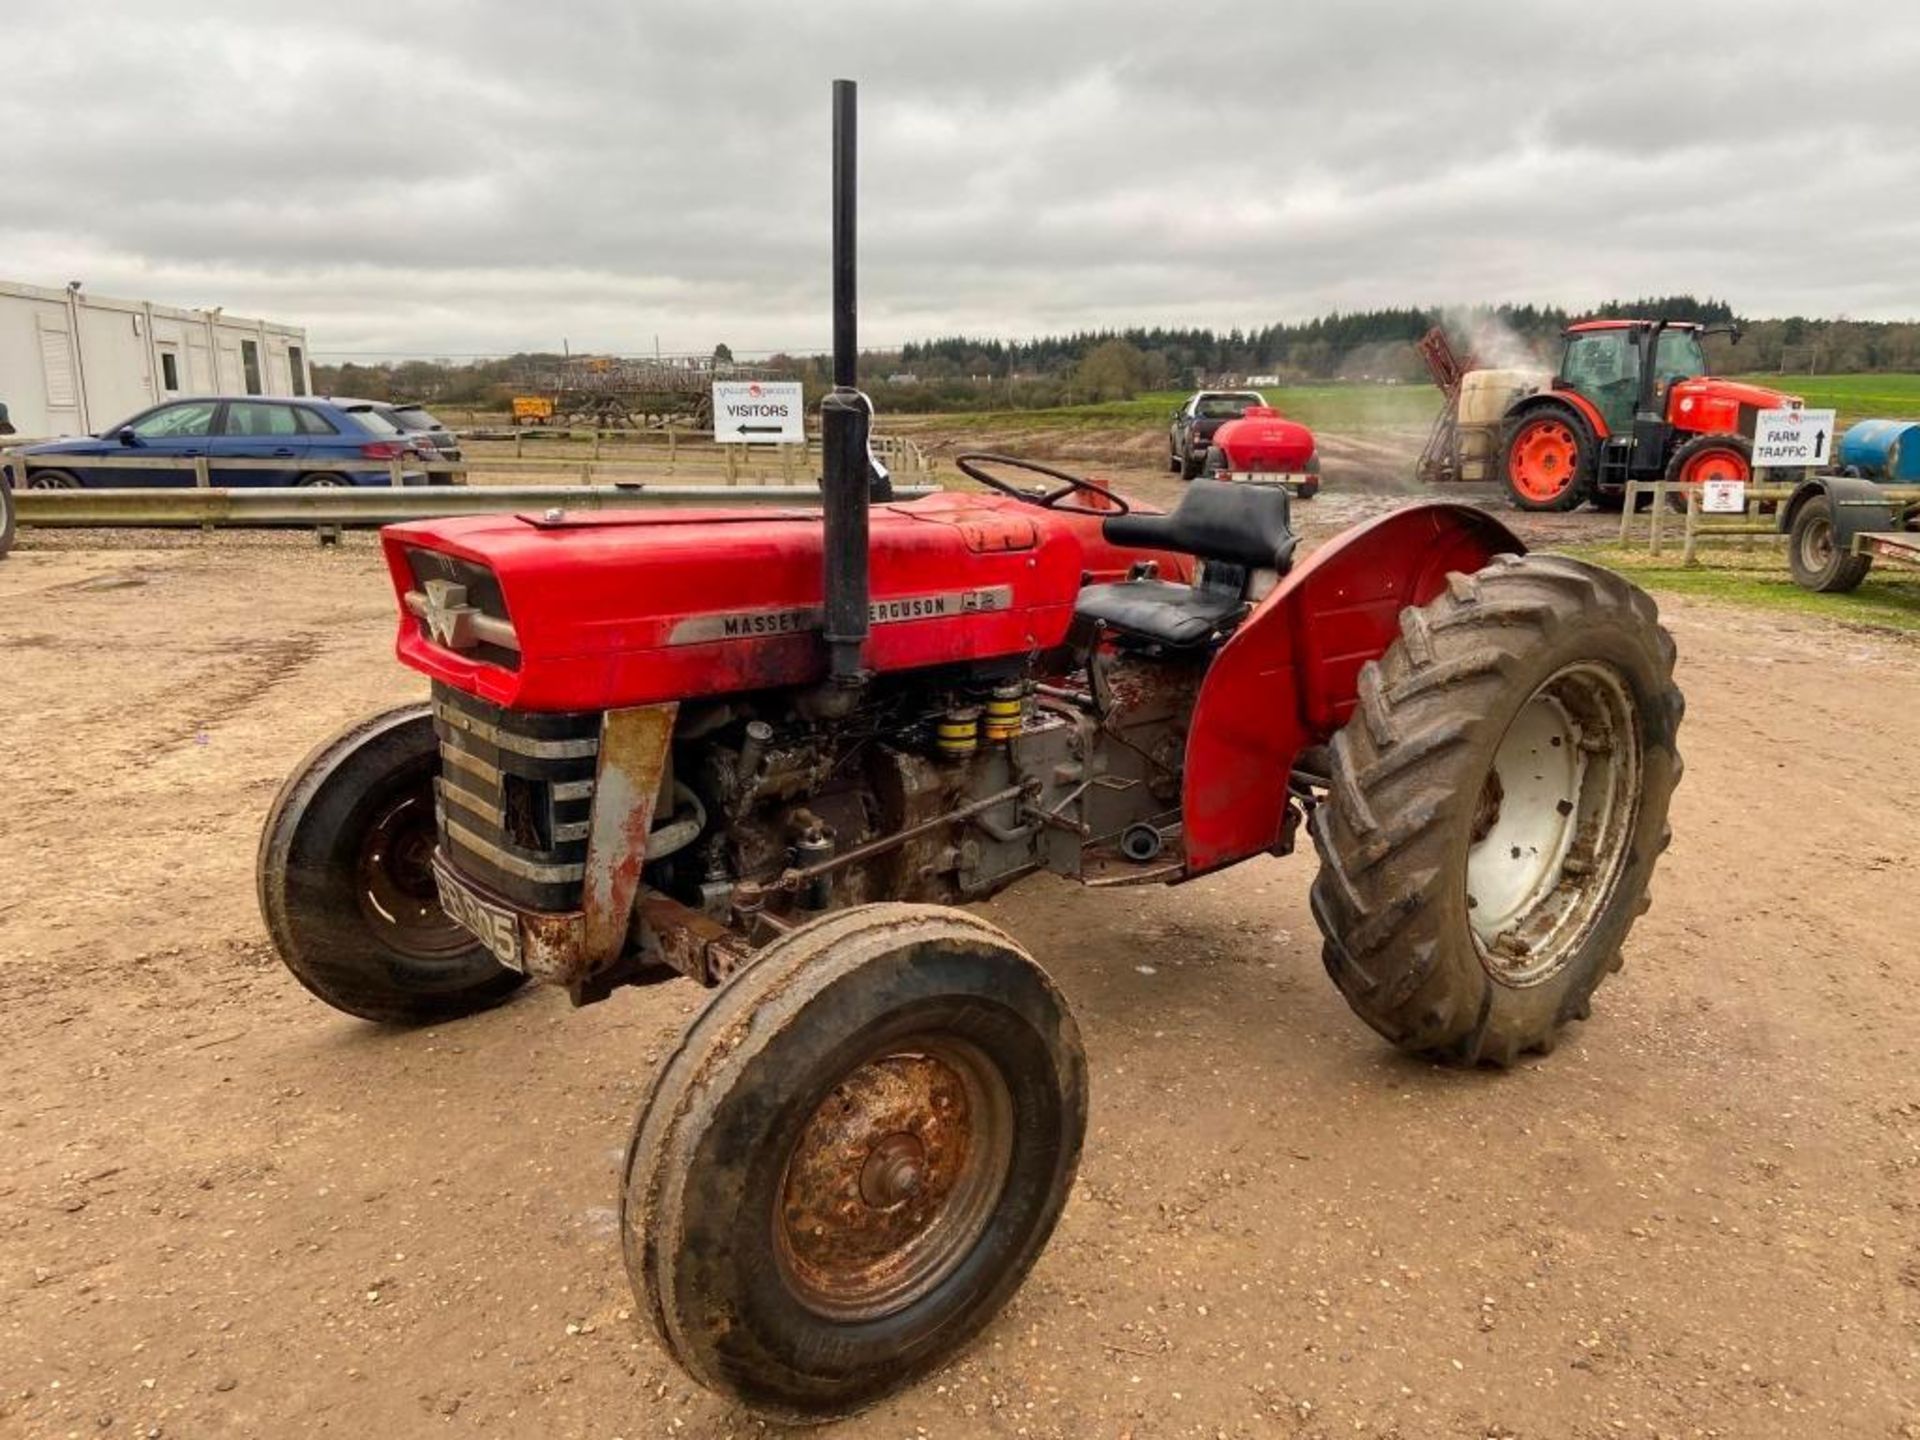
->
[954,453,1132,516]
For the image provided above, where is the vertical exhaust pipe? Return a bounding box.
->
[820,78,870,686]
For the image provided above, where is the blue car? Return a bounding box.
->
[1,396,429,489]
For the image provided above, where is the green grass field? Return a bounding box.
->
[934,375,1920,439]
[1727,375,1920,429]
[927,384,1443,433]
[1564,542,1920,635]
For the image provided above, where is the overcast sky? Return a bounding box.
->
[6,0,1918,358]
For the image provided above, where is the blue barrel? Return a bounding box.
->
[1837,419,1920,482]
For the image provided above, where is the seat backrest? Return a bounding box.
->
[1101,479,1296,569]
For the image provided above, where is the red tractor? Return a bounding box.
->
[1419,319,1799,512]
[259,85,1685,1421]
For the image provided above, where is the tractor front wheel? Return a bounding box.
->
[623,903,1086,1422]
[1310,554,1684,1066]
[258,703,526,1023]
[1664,432,1752,512]
[1501,410,1593,511]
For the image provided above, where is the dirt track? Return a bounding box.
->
[3,485,1918,1438]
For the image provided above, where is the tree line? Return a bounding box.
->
[314,298,1920,414]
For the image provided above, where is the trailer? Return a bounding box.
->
[1779,473,1920,591]
[0,280,313,439]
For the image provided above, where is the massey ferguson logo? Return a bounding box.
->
[421,579,479,650]
[668,587,1013,645]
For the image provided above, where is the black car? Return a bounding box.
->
[1167,390,1266,478]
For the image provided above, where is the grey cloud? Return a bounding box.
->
[5,0,1917,356]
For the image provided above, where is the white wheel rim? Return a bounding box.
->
[1466,663,1641,986]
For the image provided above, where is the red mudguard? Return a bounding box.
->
[1180,503,1523,875]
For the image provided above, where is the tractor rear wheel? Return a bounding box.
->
[1501,409,1593,511]
[1309,554,1683,1066]
[1787,495,1873,593]
[258,703,526,1023]
[623,903,1085,1422]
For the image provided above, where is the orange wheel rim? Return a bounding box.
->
[1680,447,1748,485]
[1510,420,1579,502]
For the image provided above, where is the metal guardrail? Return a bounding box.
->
[12,483,937,529]
[2,432,933,492]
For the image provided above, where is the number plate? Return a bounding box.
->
[432,857,524,971]
[1225,472,1307,488]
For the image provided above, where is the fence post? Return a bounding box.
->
[781,443,795,486]
[389,458,404,488]
[515,429,525,460]
[1682,489,1699,566]
[593,430,603,461]
[1650,483,1666,557]
[667,427,678,473]
[195,457,213,533]
[1619,481,1636,543]
[725,445,738,485]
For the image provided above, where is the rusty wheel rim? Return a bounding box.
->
[1510,420,1578,503]
[773,1035,1014,1322]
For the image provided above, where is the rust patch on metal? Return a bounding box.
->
[639,890,753,985]
[771,1038,1013,1322]
[581,703,679,966]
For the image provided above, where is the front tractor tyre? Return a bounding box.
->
[258,703,526,1024]
[1310,554,1684,1066]
[1664,432,1752,513]
[1502,409,1593,512]
[1787,494,1873,593]
[623,903,1087,1423]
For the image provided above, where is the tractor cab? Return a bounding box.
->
[1556,320,1711,437]
[1559,320,1712,439]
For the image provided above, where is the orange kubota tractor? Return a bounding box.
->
[1418,320,1800,512]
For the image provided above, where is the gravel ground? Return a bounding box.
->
[1,446,1915,1439]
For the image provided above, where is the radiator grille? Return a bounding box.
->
[432,683,598,912]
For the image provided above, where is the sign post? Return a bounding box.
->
[1752,407,1838,471]
[712,381,806,445]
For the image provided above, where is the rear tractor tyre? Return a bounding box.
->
[623,903,1086,1422]
[258,703,526,1024]
[1787,495,1873,593]
[1309,553,1684,1066]
[1501,409,1593,512]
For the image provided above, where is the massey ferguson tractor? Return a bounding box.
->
[1418,319,1800,512]
[259,84,1685,1421]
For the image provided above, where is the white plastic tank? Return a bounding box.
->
[1458,368,1549,426]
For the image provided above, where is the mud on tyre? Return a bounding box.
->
[622,903,1086,1422]
[1309,553,1684,1066]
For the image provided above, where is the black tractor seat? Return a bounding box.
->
[1074,480,1297,648]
